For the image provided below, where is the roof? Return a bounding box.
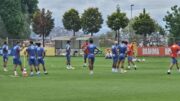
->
[76,37,91,41]
[52,36,73,41]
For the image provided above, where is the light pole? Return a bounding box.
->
[130,4,134,41]
[130,4,134,19]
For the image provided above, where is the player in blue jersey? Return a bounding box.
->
[117,41,128,73]
[12,42,25,76]
[66,40,74,69]
[36,43,48,74]
[26,41,40,76]
[2,41,9,72]
[87,38,100,75]
[111,41,118,72]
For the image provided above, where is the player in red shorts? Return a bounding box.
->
[167,43,180,74]
[81,40,89,67]
[127,43,137,70]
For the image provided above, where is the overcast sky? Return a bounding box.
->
[38,0,180,33]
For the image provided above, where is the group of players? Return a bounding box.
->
[2,41,48,77]
[66,38,137,74]
[2,38,179,76]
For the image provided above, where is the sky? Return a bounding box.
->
[38,0,180,33]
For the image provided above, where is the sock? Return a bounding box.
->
[90,70,94,74]
[168,69,171,73]
[30,72,34,75]
[14,71,17,76]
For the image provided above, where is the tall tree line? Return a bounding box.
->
[0,0,38,39]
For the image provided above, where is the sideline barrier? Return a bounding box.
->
[137,47,170,56]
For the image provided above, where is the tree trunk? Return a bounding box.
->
[43,33,45,47]
[143,34,146,46]
[115,30,118,41]
[91,33,93,37]
[73,30,75,36]
[117,30,120,44]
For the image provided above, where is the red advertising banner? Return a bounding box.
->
[137,47,170,56]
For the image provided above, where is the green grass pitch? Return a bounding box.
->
[0,57,180,101]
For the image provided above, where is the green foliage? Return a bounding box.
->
[0,0,26,38]
[62,9,81,36]
[107,7,129,31]
[132,8,156,36]
[154,22,166,35]
[32,8,54,46]
[0,0,38,39]
[107,5,129,42]
[81,7,103,36]
[164,5,180,37]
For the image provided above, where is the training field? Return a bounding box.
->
[0,57,180,101]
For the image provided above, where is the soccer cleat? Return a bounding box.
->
[127,66,131,69]
[115,69,119,73]
[66,66,70,70]
[83,64,87,67]
[30,72,34,77]
[4,68,8,72]
[69,66,75,70]
[112,68,115,72]
[134,65,137,70]
[44,71,48,75]
[90,71,94,75]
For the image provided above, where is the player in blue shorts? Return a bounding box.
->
[66,40,74,69]
[12,42,25,76]
[87,38,100,75]
[111,41,118,72]
[36,43,48,75]
[117,41,128,73]
[26,41,40,76]
[2,41,8,72]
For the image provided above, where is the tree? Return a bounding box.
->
[32,8,54,47]
[0,0,38,39]
[81,7,103,36]
[164,5,180,37]
[62,9,81,36]
[0,0,26,38]
[107,5,129,43]
[154,22,166,35]
[132,8,156,44]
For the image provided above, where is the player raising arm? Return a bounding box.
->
[167,43,180,74]
[12,42,25,76]
[87,38,100,75]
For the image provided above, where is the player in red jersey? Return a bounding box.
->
[167,43,180,74]
[127,43,137,70]
[81,40,89,67]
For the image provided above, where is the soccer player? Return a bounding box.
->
[2,41,8,71]
[81,40,89,67]
[26,41,40,76]
[87,38,100,75]
[36,43,48,75]
[117,41,128,73]
[111,41,118,72]
[12,42,25,76]
[66,40,74,69]
[127,42,137,70]
[167,42,180,74]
